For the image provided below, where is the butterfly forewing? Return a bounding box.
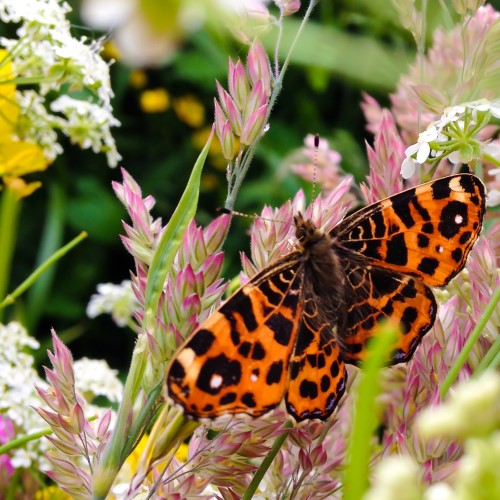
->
[334,174,485,286]
[167,253,305,418]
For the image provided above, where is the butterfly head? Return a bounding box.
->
[294,212,325,246]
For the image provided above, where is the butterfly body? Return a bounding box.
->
[167,174,485,421]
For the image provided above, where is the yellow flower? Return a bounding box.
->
[3,176,42,198]
[0,140,48,177]
[129,69,148,89]
[101,41,122,61]
[139,88,170,113]
[173,95,205,128]
[0,49,19,137]
[35,485,72,500]
[176,442,189,462]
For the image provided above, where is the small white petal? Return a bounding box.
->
[416,142,431,164]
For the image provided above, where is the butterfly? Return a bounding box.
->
[167,174,485,421]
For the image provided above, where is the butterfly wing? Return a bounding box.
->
[333,174,485,286]
[338,256,437,364]
[285,295,347,421]
[167,252,305,418]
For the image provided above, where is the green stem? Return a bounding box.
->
[121,382,163,461]
[0,185,22,323]
[224,0,318,209]
[474,334,500,376]
[92,343,148,499]
[26,181,66,331]
[242,421,293,500]
[0,231,87,310]
[440,285,500,398]
[343,324,399,500]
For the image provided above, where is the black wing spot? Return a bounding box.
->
[451,247,463,263]
[439,201,468,238]
[290,361,300,380]
[317,353,326,368]
[187,329,215,356]
[266,360,283,385]
[401,282,417,299]
[393,190,416,228]
[372,210,386,237]
[238,342,251,357]
[401,306,418,333]
[321,375,331,392]
[459,231,472,244]
[386,233,408,266]
[432,180,452,199]
[421,222,434,234]
[230,329,240,346]
[417,257,439,276]
[266,312,294,347]
[241,392,257,408]
[417,234,430,248]
[306,354,317,367]
[220,392,237,405]
[299,380,318,399]
[251,341,266,360]
[169,359,186,380]
[197,355,242,395]
[330,360,340,378]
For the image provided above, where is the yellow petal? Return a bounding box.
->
[0,49,19,135]
[0,140,48,177]
[3,177,42,199]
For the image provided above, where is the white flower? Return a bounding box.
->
[50,95,122,167]
[0,0,120,167]
[405,125,442,164]
[87,280,138,327]
[417,371,500,440]
[363,455,422,500]
[0,322,49,468]
[80,0,270,66]
[74,358,123,403]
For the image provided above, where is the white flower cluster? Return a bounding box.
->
[401,99,500,180]
[86,280,138,328]
[0,322,48,468]
[74,357,123,404]
[0,0,121,166]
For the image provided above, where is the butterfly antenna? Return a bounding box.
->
[312,133,320,201]
[217,207,283,224]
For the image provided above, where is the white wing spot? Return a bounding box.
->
[210,374,223,390]
[436,245,444,253]
[454,214,463,224]
[250,373,258,382]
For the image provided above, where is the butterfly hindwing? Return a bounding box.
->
[334,174,485,286]
[339,258,437,364]
[167,253,305,418]
[286,296,346,421]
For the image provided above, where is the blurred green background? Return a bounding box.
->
[6,0,497,370]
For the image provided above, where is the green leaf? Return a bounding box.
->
[143,128,214,326]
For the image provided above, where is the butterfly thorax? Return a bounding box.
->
[294,213,345,328]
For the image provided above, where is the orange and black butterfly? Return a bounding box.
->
[167,174,485,421]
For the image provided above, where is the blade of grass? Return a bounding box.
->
[242,421,293,500]
[440,284,500,398]
[0,231,87,309]
[343,323,398,500]
[143,127,214,329]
